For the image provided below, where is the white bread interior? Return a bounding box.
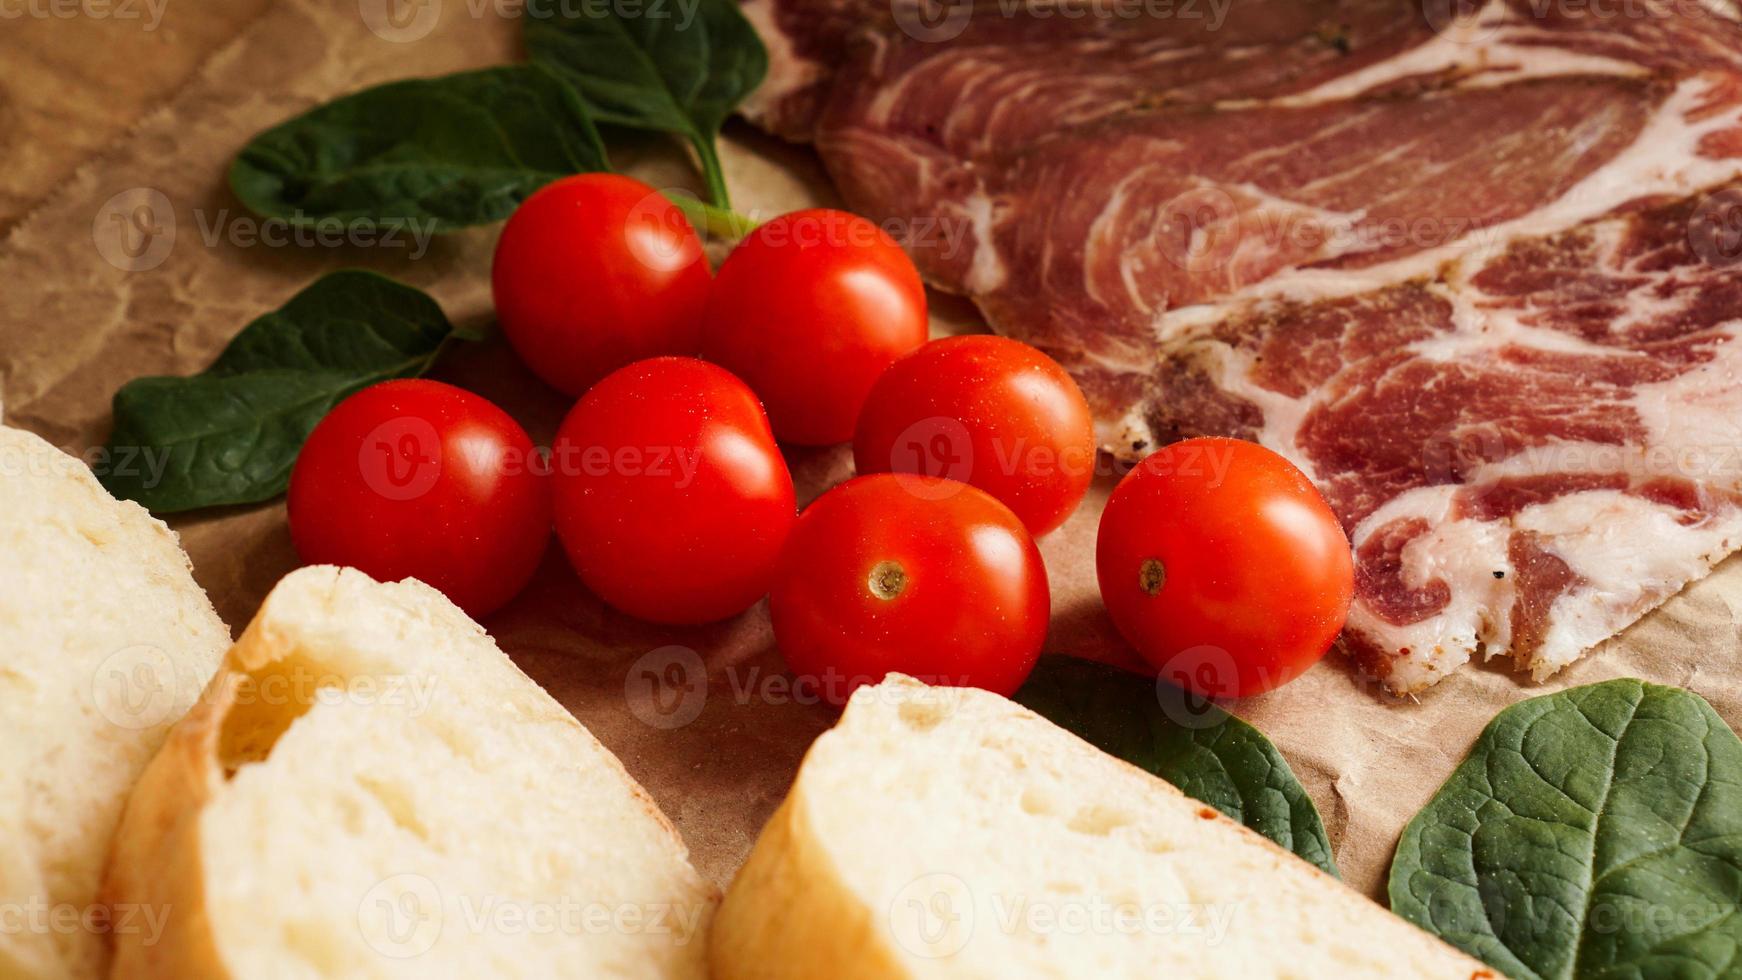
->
[711,675,1494,980]
[104,565,716,979]
[0,424,230,980]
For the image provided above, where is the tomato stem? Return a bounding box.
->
[869,560,908,601]
[692,137,733,211]
[666,193,758,242]
[1139,558,1167,596]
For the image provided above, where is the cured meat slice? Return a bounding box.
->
[924,75,1665,375]
[823,0,1437,150]
[741,0,1742,691]
[812,6,1742,353]
[737,0,886,140]
[1147,183,1742,689]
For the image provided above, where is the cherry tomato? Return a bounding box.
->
[288,379,552,618]
[492,174,711,396]
[1096,437,1352,698]
[701,208,927,446]
[551,357,796,624]
[854,335,1096,535]
[770,474,1049,706]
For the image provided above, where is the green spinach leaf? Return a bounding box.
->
[1014,655,1339,877]
[231,65,607,232]
[1390,678,1742,979]
[102,270,460,512]
[525,0,766,207]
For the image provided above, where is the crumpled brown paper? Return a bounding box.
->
[4,0,1740,900]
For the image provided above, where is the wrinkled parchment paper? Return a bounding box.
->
[5,0,1741,900]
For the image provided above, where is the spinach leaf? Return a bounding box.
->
[102,271,459,512]
[1390,678,1742,980]
[1014,655,1339,877]
[231,65,607,232]
[525,0,766,207]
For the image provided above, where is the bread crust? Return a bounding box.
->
[711,676,1497,980]
[712,784,937,980]
[0,425,228,980]
[101,671,241,979]
[103,566,716,980]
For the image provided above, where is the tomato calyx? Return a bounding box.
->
[771,474,1049,705]
[868,560,908,601]
[1095,437,1354,698]
[1138,558,1167,596]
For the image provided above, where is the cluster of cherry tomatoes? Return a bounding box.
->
[288,173,1355,704]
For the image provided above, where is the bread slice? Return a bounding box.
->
[0,424,230,980]
[104,565,716,979]
[711,675,1495,979]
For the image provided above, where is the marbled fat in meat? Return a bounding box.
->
[742,0,1742,691]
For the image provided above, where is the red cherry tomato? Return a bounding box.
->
[701,208,927,446]
[853,335,1096,535]
[288,379,552,618]
[492,174,711,396]
[551,357,796,624]
[1096,437,1353,698]
[770,474,1049,706]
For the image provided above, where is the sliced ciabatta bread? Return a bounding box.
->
[711,675,1494,980]
[104,565,716,979]
[0,424,230,980]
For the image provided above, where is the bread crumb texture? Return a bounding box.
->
[711,675,1492,980]
[0,425,229,979]
[105,566,715,980]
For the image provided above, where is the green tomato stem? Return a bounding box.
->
[668,193,758,242]
[693,137,733,211]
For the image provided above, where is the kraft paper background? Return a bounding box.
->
[4,0,1739,900]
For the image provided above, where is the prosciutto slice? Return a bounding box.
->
[741,0,1742,691]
